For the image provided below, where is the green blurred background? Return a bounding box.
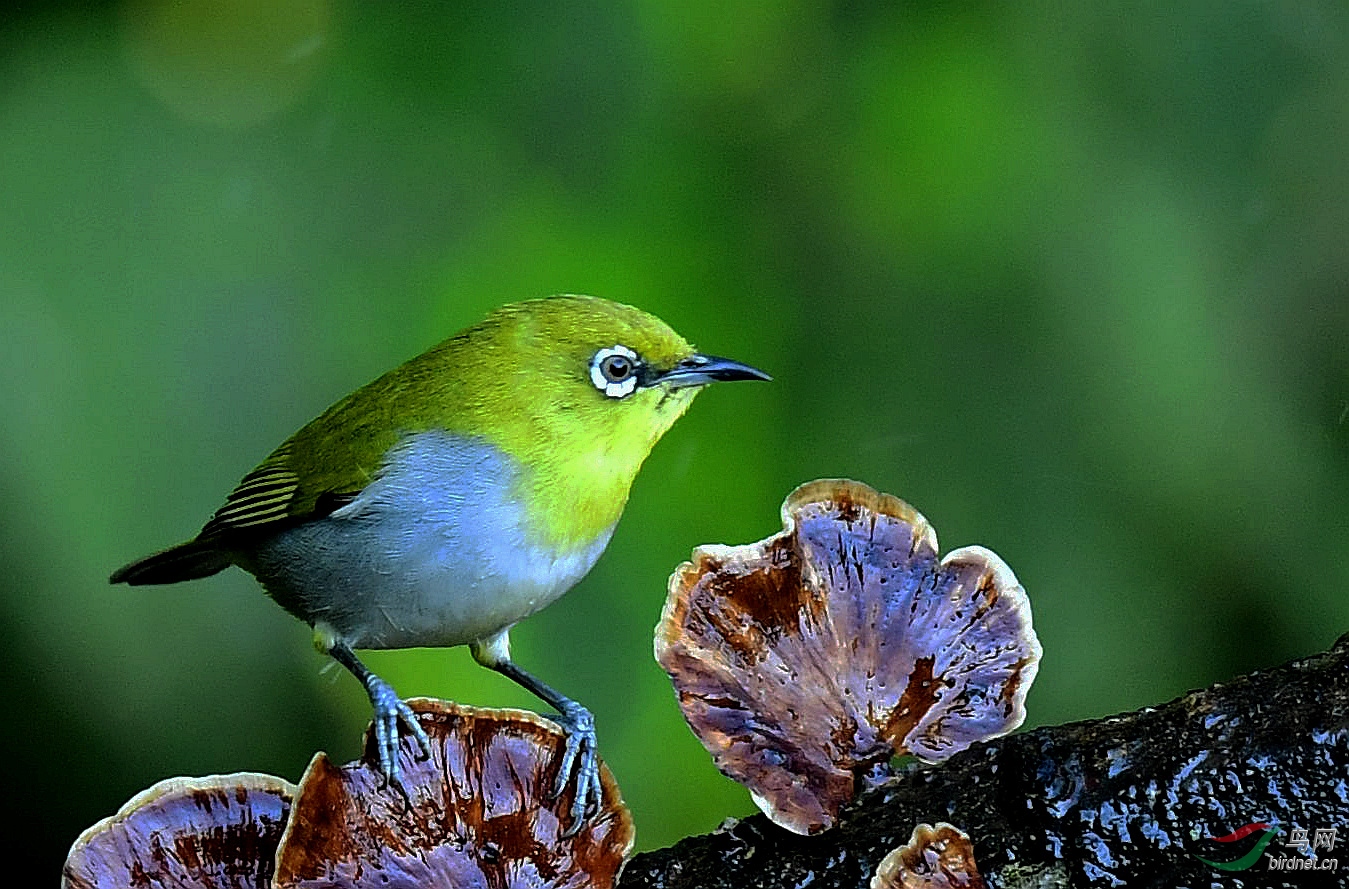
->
[9,0,1348,875]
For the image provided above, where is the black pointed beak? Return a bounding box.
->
[657,353,772,389]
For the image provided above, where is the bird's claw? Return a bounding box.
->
[549,701,603,835]
[365,676,432,783]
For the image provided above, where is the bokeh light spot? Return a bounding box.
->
[119,0,329,129]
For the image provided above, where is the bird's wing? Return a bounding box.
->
[197,446,361,539]
[194,351,437,541]
[198,450,304,537]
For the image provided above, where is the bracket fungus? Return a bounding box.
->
[63,700,634,889]
[62,773,295,889]
[655,478,1041,834]
[276,699,634,889]
[871,823,986,889]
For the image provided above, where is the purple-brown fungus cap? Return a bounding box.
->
[61,773,295,889]
[871,823,986,889]
[656,479,1041,834]
[275,699,634,889]
[62,700,633,889]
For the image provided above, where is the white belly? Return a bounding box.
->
[245,430,613,649]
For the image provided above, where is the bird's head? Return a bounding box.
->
[458,295,770,548]
[498,294,766,435]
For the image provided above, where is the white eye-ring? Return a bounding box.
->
[590,345,641,398]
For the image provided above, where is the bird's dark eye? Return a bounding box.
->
[590,345,642,398]
[600,354,633,382]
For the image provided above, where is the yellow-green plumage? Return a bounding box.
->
[110,293,768,825]
[201,296,700,551]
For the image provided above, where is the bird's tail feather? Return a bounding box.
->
[110,539,232,585]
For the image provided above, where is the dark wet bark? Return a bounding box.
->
[619,633,1349,889]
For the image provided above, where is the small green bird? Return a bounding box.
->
[111,294,768,826]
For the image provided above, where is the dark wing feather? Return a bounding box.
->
[198,452,303,538]
[197,447,365,540]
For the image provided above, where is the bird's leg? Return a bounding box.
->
[328,640,432,782]
[471,630,602,833]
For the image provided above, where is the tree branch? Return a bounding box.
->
[620,634,1349,888]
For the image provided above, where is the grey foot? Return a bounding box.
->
[365,675,432,782]
[550,700,603,834]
